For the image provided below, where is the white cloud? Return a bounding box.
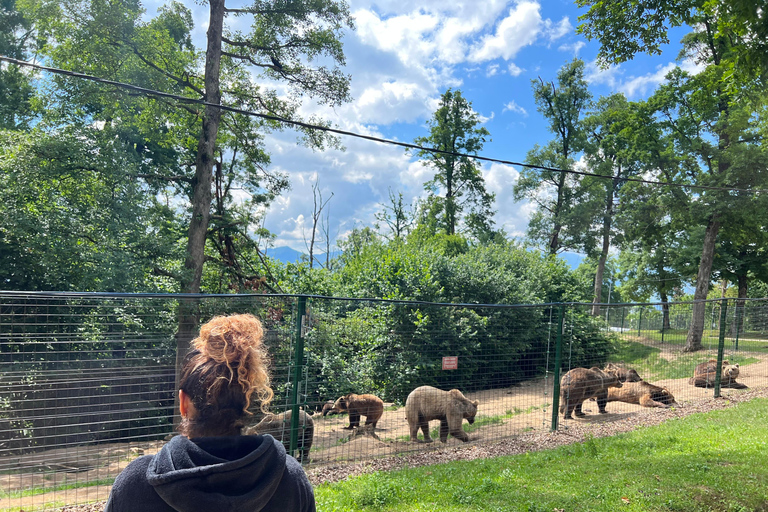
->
[558,41,585,56]
[508,62,525,76]
[469,2,542,62]
[586,58,707,98]
[502,101,528,116]
[486,64,500,77]
[544,17,572,41]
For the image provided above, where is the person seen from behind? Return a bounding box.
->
[105,313,316,512]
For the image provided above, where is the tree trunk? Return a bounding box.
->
[684,214,720,352]
[592,183,615,316]
[660,289,671,331]
[174,0,225,426]
[730,273,748,337]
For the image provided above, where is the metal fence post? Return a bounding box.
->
[638,308,642,337]
[734,304,742,351]
[714,299,728,398]
[289,295,308,457]
[550,303,565,431]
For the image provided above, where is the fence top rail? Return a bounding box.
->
[0,290,766,309]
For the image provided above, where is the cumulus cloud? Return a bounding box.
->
[469,1,542,62]
[502,100,528,116]
[508,62,525,76]
[544,17,572,41]
[486,64,500,77]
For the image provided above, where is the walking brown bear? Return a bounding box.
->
[326,393,384,430]
[560,366,623,419]
[405,386,479,443]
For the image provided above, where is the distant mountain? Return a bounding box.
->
[264,246,342,265]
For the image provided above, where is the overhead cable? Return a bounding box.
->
[1,55,765,195]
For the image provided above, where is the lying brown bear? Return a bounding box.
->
[326,393,384,430]
[405,386,478,443]
[560,367,622,419]
[689,359,748,389]
[605,380,679,409]
[243,409,314,462]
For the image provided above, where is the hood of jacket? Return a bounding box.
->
[146,434,286,512]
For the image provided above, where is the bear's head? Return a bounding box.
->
[723,362,740,380]
[599,368,624,388]
[450,389,479,424]
[605,363,643,383]
[653,387,678,407]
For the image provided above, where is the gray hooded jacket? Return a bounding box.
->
[105,434,315,512]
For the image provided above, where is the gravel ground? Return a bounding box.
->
[58,388,767,512]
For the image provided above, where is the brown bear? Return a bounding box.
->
[326,393,384,430]
[559,367,623,419]
[321,400,336,416]
[604,362,643,383]
[606,380,679,408]
[405,386,479,443]
[689,360,748,389]
[243,409,314,462]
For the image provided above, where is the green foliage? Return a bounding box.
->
[316,398,768,511]
[0,128,178,291]
[412,89,496,239]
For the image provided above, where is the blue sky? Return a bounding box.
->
[147,0,698,255]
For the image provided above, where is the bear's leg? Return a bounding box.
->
[345,412,360,429]
[420,421,433,443]
[439,418,450,443]
[561,400,574,419]
[573,401,586,417]
[409,421,421,442]
[448,418,469,442]
[595,392,608,413]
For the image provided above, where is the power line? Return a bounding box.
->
[2,55,766,195]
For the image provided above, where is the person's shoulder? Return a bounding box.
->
[278,456,316,512]
[105,455,156,512]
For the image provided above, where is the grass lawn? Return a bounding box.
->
[609,339,760,381]
[315,398,768,511]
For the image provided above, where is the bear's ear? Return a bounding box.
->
[472,400,479,406]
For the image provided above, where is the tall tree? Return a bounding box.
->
[579,3,768,351]
[581,93,637,314]
[514,59,593,255]
[27,1,351,289]
[0,0,35,129]
[412,89,495,238]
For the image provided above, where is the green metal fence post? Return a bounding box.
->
[289,295,308,457]
[550,304,565,431]
[638,308,642,337]
[714,299,728,398]
[734,304,742,352]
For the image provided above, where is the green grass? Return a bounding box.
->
[0,477,115,501]
[631,329,768,354]
[610,339,759,381]
[316,397,768,511]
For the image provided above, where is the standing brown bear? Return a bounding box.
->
[405,386,479,443]
[326,393,384,430]
[560,367,623,419]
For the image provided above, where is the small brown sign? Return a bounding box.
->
[442,356,458,370]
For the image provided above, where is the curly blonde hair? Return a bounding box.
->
[178,314,274,437]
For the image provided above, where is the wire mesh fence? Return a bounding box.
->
[1,292,767,510]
